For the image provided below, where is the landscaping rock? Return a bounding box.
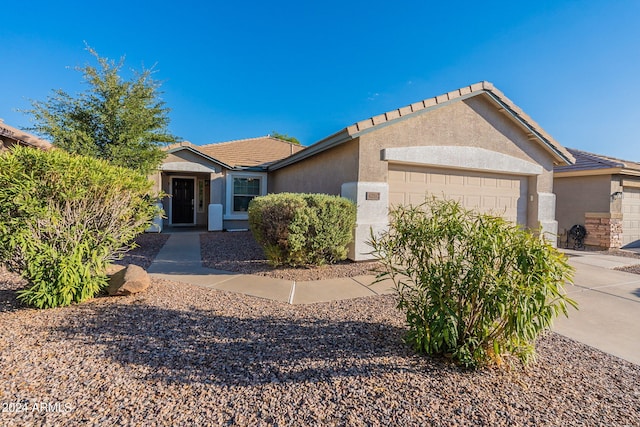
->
[107,264,150,296]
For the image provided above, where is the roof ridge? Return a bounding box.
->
[342,80,573,165]
[201,135,303,148]
[201,135,274,147]
[347,81,494,134]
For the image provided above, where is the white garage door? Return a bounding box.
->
[622,187,640,247]
[388,164,528,225]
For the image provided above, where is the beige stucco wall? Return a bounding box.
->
[357,96,555,185]
[554,174,614,235]
[269,139,360,194]
[357,95,557,230]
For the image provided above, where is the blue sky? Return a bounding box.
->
[2,1,639,160]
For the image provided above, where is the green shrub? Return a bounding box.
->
[248,193,356,267]
[0,146,158,309]
[369,197,577,369]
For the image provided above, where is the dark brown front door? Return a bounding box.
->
[172,178,194,224]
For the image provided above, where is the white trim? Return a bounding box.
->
[382,146,543,175]
[224,171,268,220]
[197,179,205,213]
[169,176,197,225]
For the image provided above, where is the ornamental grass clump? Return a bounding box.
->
[369,197,577,369]
[248,193,356,267]
[0,147,159,309]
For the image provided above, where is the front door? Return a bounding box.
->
[172,178,195,224]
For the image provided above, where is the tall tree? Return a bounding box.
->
[26,46,178,174]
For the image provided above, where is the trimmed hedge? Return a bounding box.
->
[248,193,356,267]
[0,146,158,309]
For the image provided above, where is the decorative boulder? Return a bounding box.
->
[107,264,151,296]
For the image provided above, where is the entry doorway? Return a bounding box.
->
[171,177,196,224]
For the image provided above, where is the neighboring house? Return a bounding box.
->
[268,81,574,260]
[0,119,52,151]
[152,137,304,230]
[554,148,640,249]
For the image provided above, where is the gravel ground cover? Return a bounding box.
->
[200,231,380,281]
[1,234,639,425]
[1,278,639,426]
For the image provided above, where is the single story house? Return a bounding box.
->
[156,81,574,260]
[554,148,640,249]
[0,119,52,151]
[268,81,574,259]
[151,137,304,230]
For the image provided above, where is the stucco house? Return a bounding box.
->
[267,81,574,260]
[151,137,304,230]
[554,148,640,249]
[0,119,52,151]
[155,81,574,260]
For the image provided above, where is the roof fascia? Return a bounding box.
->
[554,168,621,178]
[483,91,573,166]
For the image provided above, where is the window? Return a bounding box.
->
[225,172,267,219]
[233,177,261,212]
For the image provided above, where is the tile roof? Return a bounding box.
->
[270,81,574,171]
[555,148,640,174]
[0,120,52,150]
[167,136,305,169]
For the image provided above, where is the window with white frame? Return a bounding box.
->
[225,172,267,218]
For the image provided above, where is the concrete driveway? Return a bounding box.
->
[553,250,640,365]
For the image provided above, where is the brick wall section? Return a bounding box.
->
[584,212,623,249]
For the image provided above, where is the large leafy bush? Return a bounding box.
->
[0,146,158,308]
[369,198,576,369]
[248,193,356,267]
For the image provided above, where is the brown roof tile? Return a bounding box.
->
[555,148,640,174]
[0,120,52,150]
[196,136,305,168]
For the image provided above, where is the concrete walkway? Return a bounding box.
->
[147,232,394,304]
[553,249,640,365]
[148,233,640,365]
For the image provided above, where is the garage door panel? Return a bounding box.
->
[449,175,464,185]
[466,176,481,186]
[388,164,528,225]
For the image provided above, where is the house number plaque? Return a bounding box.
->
[366,192,380,201]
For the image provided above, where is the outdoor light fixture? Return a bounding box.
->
[611,191,624,201]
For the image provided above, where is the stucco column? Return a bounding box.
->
[341,182,389,261]
[537,192,558,247]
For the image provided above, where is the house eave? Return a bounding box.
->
[483,91,574,166]
[554,168,623,178]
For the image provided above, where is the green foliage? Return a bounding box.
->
[270,131,301,145]
[25,45,177,175]
[248,193,356,267]
[0,146,158,309]
[369,197,577,369]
